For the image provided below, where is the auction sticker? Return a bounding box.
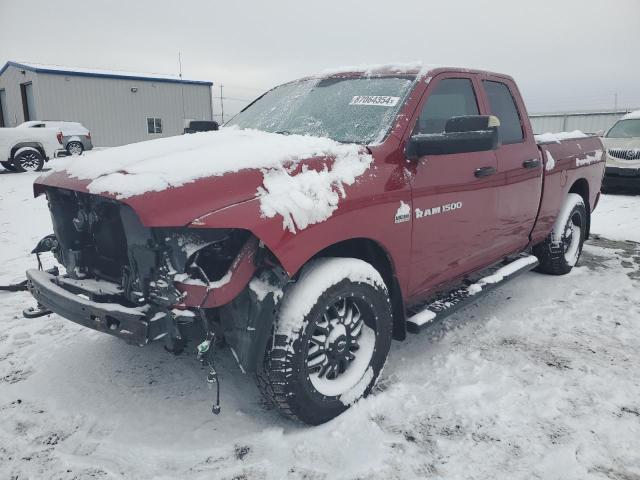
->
[350,95,400,106]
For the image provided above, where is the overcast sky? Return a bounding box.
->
[1,0,638,119]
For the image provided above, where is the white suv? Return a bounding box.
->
[602,110,640,190]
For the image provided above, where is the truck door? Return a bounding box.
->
[406,75,503,299]
[479,77,542,254]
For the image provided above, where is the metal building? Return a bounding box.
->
[0,61,213,147]
[529,108,639,136]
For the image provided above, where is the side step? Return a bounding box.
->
[406,254,539,333]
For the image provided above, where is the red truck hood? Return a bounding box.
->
[34,167,271,227]
[33,129,372,227]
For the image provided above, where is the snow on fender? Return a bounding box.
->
[277,258,386,336]
[550,193,585,246]
[14,146,41,158]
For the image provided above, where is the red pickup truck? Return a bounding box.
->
[25,65,605,424]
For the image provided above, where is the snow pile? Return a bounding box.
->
[576,149,603,166]
[48,128,371,200]
[174,270,231,288]
[407,308,436,327]
[534,130,589,143]
[248,275,284,303]
[48,128,373,232]
[321,61,435,79]
[257,148,372,233]
[322,61,422,75]
[545,150,556,171]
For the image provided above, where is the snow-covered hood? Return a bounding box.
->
[34,129,374,231]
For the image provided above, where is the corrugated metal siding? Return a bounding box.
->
[0,65,39,126]
[34,73,213,146]
[0,66,212,146]
[530,110,635,135]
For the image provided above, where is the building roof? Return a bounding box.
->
[0,61,213,86]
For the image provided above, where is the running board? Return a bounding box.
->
[406,254,539,333]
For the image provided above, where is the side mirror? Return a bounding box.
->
[406,115,501,158]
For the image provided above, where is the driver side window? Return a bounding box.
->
[417,78,479,134]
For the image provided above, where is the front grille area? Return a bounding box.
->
[608,148,640,161]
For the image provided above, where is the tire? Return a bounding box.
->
[66,141,84,156]
[256,258,393,425]
[533,193,587,275]
[13,149,45,172]
[1,161,17,171]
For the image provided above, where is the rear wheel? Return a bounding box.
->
[256,258,393,425]
[12,149,45,172]
[66,141,84,156]
[533,193,587,275]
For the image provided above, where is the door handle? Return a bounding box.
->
[522,158,541,169]
[474,166,497,178]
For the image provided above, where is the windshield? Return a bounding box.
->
[226,76,415,144]
[606,119,640,138]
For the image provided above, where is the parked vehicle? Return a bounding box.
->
[184,120,219,134]
[24,65,604,424]
[18,121,93,156]
[0,126,64,171]
[602,110,640,190]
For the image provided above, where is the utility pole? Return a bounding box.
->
[220,85,224,123]
[178,52,186,122]
[614,92,618,112]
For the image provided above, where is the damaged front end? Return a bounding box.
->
[26,188,286,373]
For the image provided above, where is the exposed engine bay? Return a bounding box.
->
[25,187,287,380]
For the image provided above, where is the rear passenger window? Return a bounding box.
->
[483,80,524,144]
[416,78,479,134]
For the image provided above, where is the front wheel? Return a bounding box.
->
[13,149,45,172]
[256,258,393,425]
[533,193,587,275]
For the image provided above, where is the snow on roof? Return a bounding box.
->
[534,130,589,144]
[622,110,640,120]
[48,128,373,232]
[0,61,212,86]
[320,61,428,76]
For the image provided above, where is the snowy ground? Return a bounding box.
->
[1,163,639,479]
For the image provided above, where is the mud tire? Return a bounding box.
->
[256,258,393,425]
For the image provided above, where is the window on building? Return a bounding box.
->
[147,117,163,134]
[0,90,6,128]
[483,80,524,144]
[416,78,479,134]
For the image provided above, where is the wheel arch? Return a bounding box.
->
[309,237,407,341]
[11,143,45,159]
[568,178,591,238]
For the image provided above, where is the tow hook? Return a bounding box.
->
[197,333,221,415]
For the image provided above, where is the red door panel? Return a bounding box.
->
[479,77,543,255]
[405,75,503,301]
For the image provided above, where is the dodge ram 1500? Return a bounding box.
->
[24,64,605,424]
